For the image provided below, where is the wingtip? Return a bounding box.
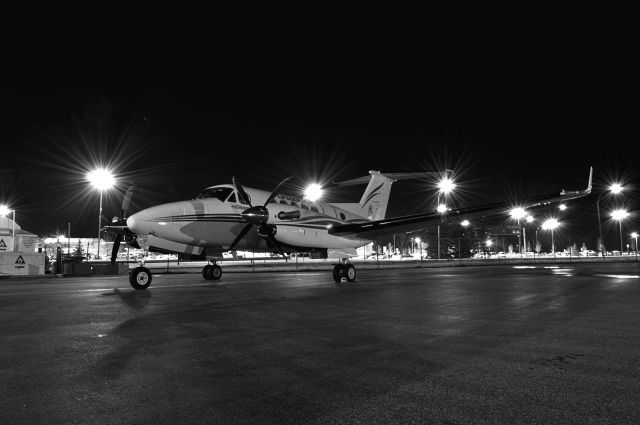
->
[588,166,593,190]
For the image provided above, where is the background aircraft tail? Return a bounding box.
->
[332,170,447,220]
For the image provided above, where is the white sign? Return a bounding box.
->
[0,237,13,252]
[0,252,45,275]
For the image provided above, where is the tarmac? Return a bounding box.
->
[1,260,640,424]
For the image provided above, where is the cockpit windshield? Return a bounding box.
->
[195,187,234,201]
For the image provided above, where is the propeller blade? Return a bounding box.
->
[263,176,293,206]
[228,222,254,251]
[121,185,136,218]
[111,234,122,265]
[232,176,252,206]
[266,232,287,258]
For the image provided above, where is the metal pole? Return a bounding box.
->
[552,229,555,257]
[523,227,527,257]
[437,225,441,260]
[635,236,638,261]
[97,190,103,259]
[11,210,16,251]
[518,218,521,257]
[67,222,71,255]
[596,194,606,261]
[619,221,623,253]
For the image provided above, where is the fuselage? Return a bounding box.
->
[126,184,371,253]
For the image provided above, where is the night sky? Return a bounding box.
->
[1,12,637,247]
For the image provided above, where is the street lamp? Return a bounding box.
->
[542,218,560,256]
[510,207,526,256]
[460,220,469,259]
[436,176,456,260]
[524,214,534,255]
[0,205,16,251]
[611,209,629,254]
[632,232,638,261]
[596,183,623,258]
[87,168,115,260]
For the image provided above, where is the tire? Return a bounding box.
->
[129,266,152,290]
[332,264,342,283]
[345,264,356,282]
[212,265,222,280]
[203,265,223,280]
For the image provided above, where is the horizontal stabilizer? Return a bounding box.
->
[333,170,452,186]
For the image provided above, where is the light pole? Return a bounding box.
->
[596,183,623,258]
[461,220,469,258]
[542,218,559,256]
[0,205,16,251]
[524,215,534,255]
[415,237,422,260]
[510,207,526,257]
[632,232,638,261]
[436,175,455,260]
[87,168,115,260]
[611,209,628,254]
[485,238,493,258]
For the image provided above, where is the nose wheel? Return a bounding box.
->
[129,266,152,290]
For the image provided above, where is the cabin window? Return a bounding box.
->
[310,205,318,212]
[227,192,237,203]
[340,212,346,220]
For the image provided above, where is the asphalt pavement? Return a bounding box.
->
[1,262,639,424]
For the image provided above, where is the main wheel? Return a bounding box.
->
[344,264,357,282]
[129,266,152,290]
[332,264,342,283]
[202,264,222,280]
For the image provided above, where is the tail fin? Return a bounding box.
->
[355,171,396,220]
[332,170,447,220]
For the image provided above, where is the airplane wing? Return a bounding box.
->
[328,167,593,240]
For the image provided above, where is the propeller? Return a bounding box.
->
[228,176,292,257]
[110,185,136,264]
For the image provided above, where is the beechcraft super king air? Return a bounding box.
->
[105,167,593,290]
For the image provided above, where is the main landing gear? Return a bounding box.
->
[202,261,222,281]
[332,259,357,286]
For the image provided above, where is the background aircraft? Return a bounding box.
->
[105,168,592,290]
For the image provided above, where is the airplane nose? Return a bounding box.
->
[127,211,151,234]
[126,214,137,232]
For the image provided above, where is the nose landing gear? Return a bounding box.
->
[128,236,152,290]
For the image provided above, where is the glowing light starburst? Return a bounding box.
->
[304,183,324,201]
[87,168,116,191]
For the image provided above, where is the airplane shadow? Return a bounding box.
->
[102,288,152,311]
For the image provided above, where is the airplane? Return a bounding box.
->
[104,167,593,290]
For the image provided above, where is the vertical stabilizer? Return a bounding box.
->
[357,171,397,220]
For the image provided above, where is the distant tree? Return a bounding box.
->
[570,243,579,256]
[72,239,84,258]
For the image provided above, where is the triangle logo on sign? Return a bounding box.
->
[16,255,25,265]
[0,239,6,248]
